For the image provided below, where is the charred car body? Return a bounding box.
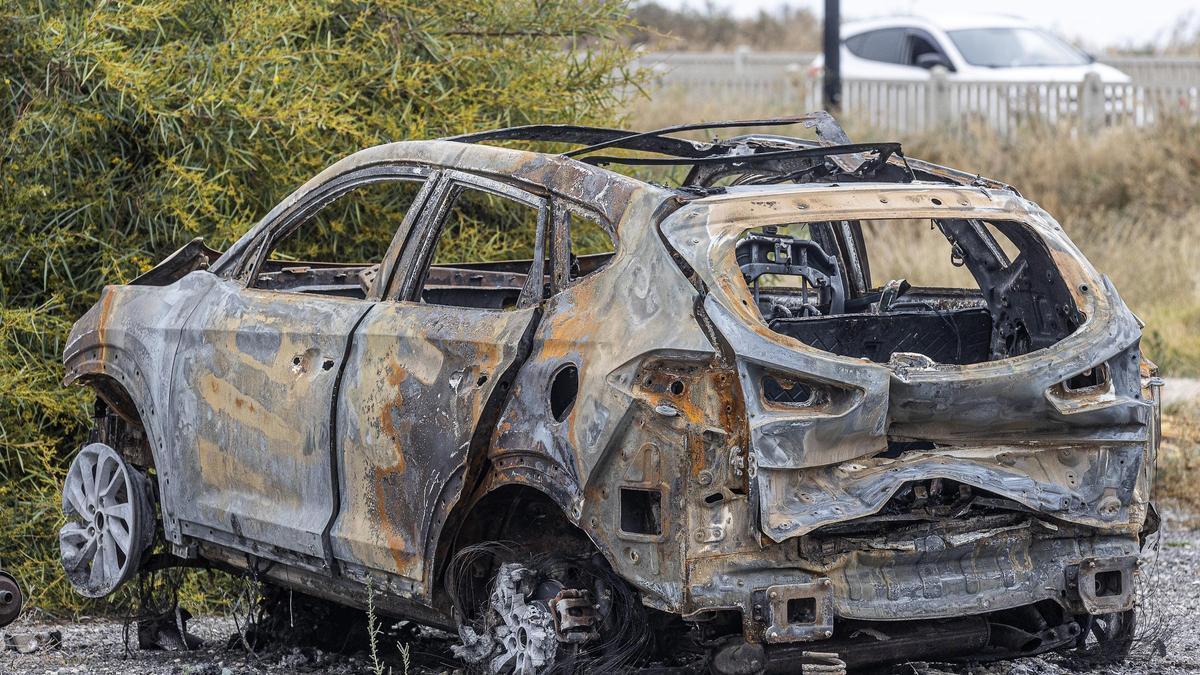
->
[61,114,1160,672]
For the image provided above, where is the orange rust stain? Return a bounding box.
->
[199,372,301,447]
[687,432,707,478]
[195,436,299,505]
[468,340,504,420]
[386,357,408,387]
[372,464,418,577]
[379,358,410,473]
[538,281,600,361]
[1048,246,1095,311]
[95,288,117,362]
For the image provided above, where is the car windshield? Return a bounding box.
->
[947,27,1089,67]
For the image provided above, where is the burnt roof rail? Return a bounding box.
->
[446,124,714,158]
[444,112,1013,192]
[445,112,854,161]
[559,112,852,158]
[578,141,901,167]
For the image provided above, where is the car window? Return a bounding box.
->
[845,28,906,64]
[947,27,1089,67]
[858,218,980,289]
[417,183,545,310]
[564,208,615,284]
[251,177,426,298]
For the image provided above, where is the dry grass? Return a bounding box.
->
[1159,407,1200,518]
[627,92,1200,375]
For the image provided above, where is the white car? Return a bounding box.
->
[812,15,1130,83]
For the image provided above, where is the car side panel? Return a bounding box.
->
[168,278,372,562]
[487,193,717,610]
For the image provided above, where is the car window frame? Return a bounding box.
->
[549,199,618,294]
[389,170,549,311]
[234,164,436,300]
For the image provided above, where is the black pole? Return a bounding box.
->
[822,0,841,111]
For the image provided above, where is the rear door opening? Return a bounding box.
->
[736,217,1083,365]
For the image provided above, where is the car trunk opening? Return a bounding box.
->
[663,186,1149,542]
[735,217,1083,365]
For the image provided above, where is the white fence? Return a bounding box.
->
[632,51,1200,134]
[830,71,1200,135]
[1101,56,1200,85]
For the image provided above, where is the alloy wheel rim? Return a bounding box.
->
[59,443,148,597]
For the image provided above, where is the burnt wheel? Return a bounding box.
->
[1072,608,1136,665]
[449,546,649,674]
[0,570,22,628]
[453,559,578,674]
[487,562,559,674]
[59,443,155,597]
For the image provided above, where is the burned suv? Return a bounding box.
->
[61,114,1160,673]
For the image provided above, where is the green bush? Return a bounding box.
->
[0,0,637,615]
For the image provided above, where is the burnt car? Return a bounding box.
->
[60,113,1161,673]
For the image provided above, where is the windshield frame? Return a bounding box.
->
[946,27,1091,68]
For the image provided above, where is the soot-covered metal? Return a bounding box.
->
[60,113,1161,673]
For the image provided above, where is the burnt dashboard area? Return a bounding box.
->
[737,219,1082,365]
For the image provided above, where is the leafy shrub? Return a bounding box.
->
[0,0,636,615]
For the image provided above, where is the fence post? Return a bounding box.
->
[1081,71,1104,132]
[926,66,950,130]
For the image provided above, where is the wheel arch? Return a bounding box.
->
[428,477,615,608]
[67,359,164,472]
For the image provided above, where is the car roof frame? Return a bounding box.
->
[444,112,1013,193]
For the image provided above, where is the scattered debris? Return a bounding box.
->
[138,606,203,651]
[2,628,62,653]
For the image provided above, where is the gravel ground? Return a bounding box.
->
[4,509,1199,675]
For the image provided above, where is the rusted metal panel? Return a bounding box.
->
[331,301,537,589]
[168,279,372,563]
[487,189,716,610]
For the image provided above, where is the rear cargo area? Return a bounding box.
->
[735,217,1083,366]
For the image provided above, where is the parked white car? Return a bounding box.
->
[812,15,1130,83]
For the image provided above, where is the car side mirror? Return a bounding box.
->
[915,52,953,71]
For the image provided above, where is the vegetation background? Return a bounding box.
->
[2,0,1198,620]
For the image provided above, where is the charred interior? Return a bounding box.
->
[253,254,615,308]
[736,219,1083,365]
